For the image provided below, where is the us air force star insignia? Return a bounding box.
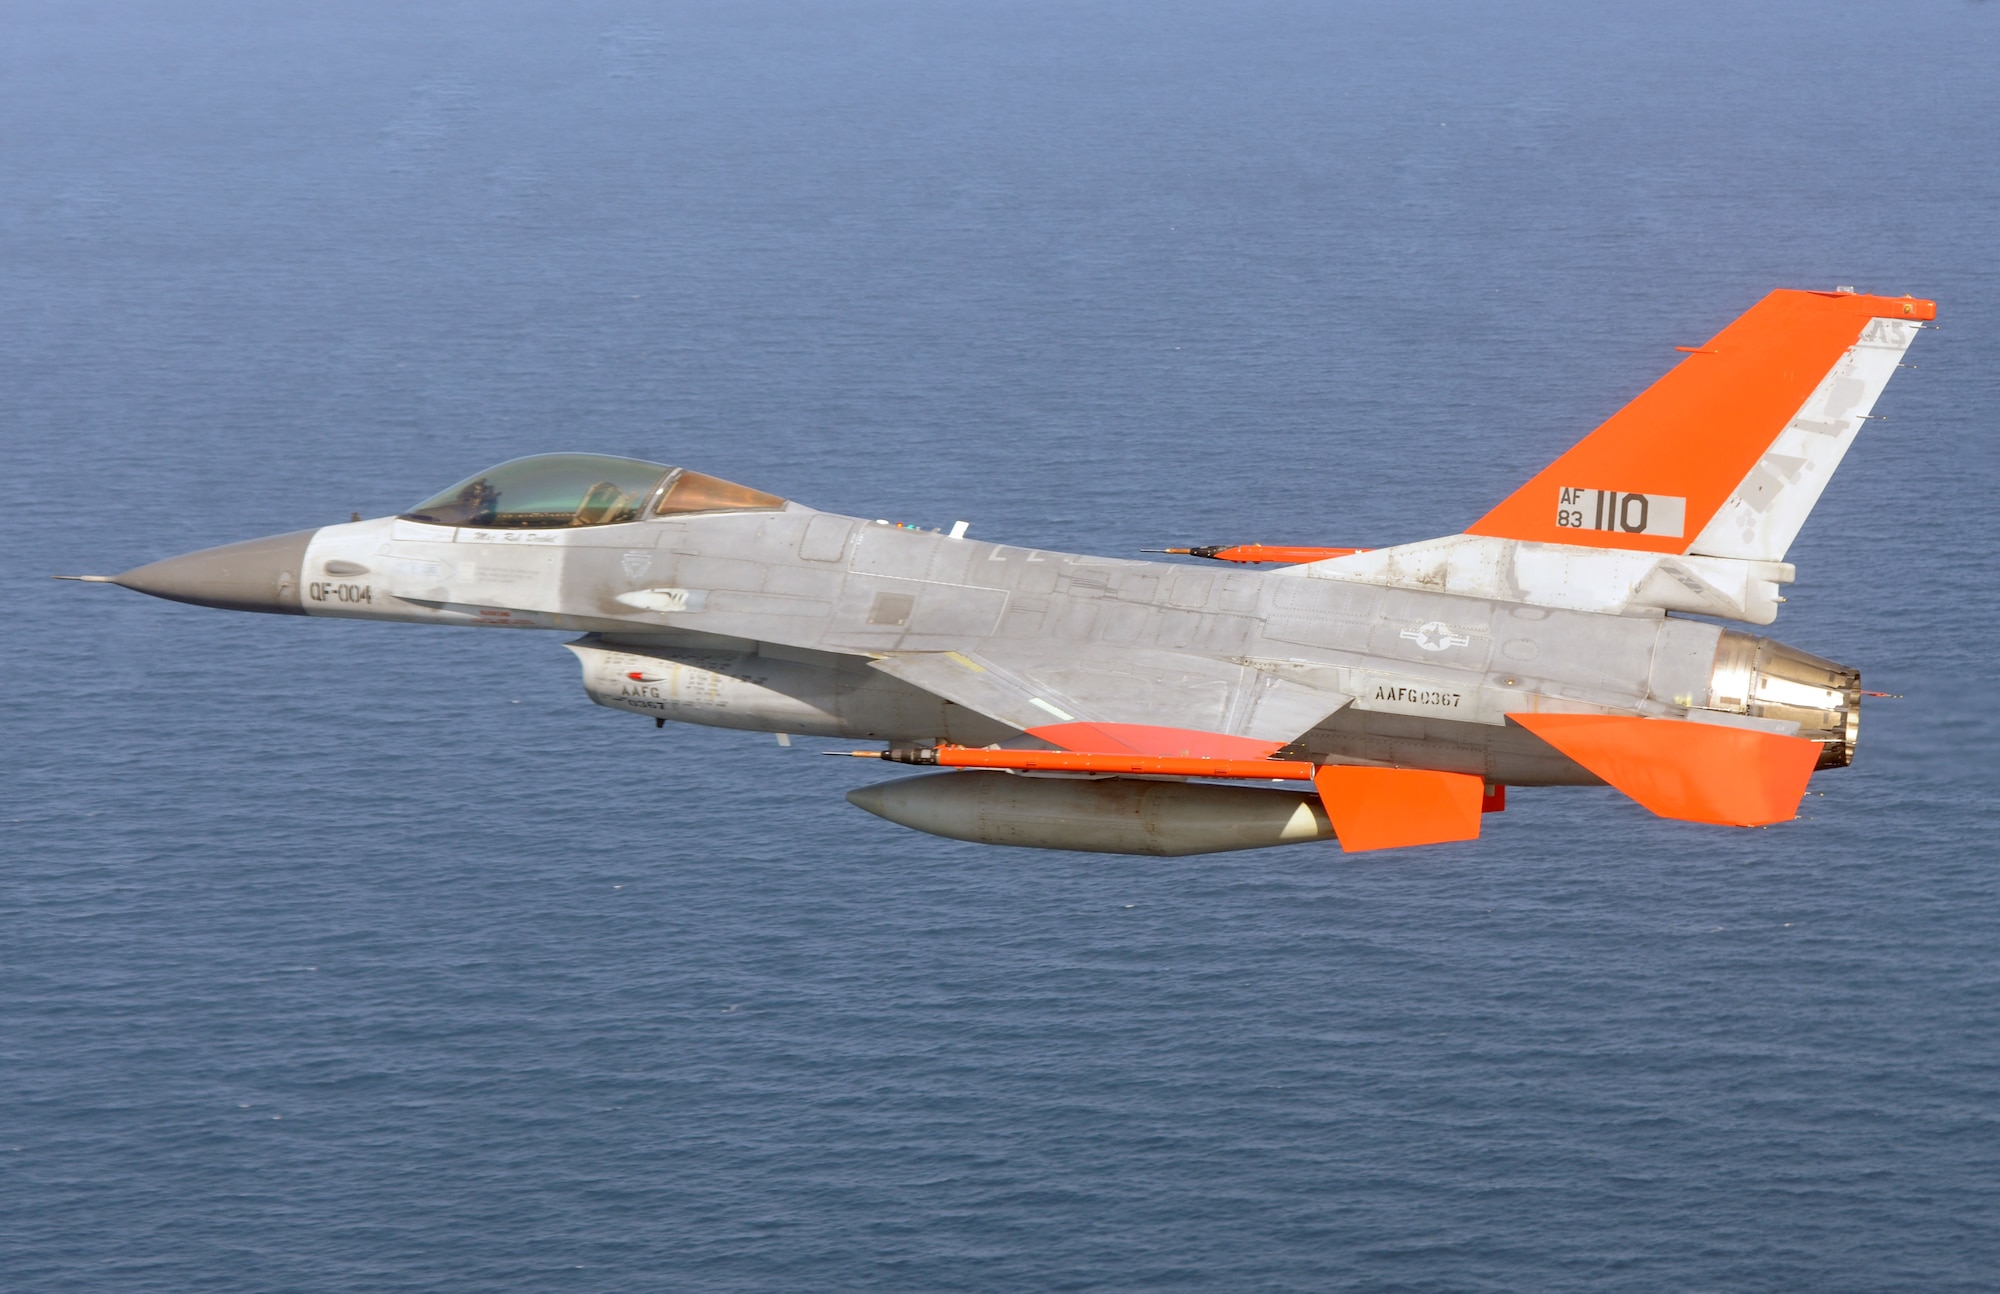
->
[1400,621,1471,652]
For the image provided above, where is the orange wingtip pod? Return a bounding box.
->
[1508,712,1821,827]
[1311,765,1485,852]
[1467,289,1937,554]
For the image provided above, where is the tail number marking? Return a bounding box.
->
[1372,684,1462,708]
[1556,488,1685,538]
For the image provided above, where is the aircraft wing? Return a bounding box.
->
[869,645,1349,758]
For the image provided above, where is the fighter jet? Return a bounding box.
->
[65,289,1931,855]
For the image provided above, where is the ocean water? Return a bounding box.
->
[4,2,1998,1289]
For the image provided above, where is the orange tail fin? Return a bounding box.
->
[1468,290,1934,559]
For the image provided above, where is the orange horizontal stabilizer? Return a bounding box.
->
[1467,289,1936,554]
[1027,722,1284,760]
[1509,713,1820,827]
[1312,765,1485,853]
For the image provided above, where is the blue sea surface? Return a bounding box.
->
[4,2,1998,1289]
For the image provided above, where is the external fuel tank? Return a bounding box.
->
[846,771,1336,856]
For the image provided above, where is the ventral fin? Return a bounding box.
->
[1312,766,1485,853]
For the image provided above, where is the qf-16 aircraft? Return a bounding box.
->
[63,288,1932,856]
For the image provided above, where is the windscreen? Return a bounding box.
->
[401,454,672,529]
[652,469,787,516]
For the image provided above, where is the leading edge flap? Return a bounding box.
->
[1467,290,1934,558]
[1510,712,1821,827]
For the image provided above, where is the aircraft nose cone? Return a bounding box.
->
[113,528,317,615]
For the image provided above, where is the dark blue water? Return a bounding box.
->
[6,3,1998,1289]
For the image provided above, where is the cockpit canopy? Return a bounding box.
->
[400,454,786,529]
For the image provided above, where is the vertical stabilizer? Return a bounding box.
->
[1467,290,1934,560]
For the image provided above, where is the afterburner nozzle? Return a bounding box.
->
[1706,629,1862,769]
[109,529,318,615]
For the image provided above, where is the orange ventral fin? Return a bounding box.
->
[1026,722,1284,760]
[1510,713,1821,827]
[1312,765,1485,853]
[1467,290,1936,555]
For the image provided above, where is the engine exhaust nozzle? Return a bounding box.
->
[1708,631,1862,769]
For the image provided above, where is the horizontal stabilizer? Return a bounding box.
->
[1312,765,1485,852]
[1510,712,1820,827]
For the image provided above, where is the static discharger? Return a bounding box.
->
[1148,544,1367,565]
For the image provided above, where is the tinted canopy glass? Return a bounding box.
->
[651,469,787,516]
[402,454,671,529]
[401,454,785,529]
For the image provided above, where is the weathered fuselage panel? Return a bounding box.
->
[285,500,1838,788]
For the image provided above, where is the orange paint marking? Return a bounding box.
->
[1509,712,1821,827]
[927,746,1314,780]
[1311,765,1485,853]
[1469,290,1936,554]
[1191,545,1365,565]
[1026,722,1286,761]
